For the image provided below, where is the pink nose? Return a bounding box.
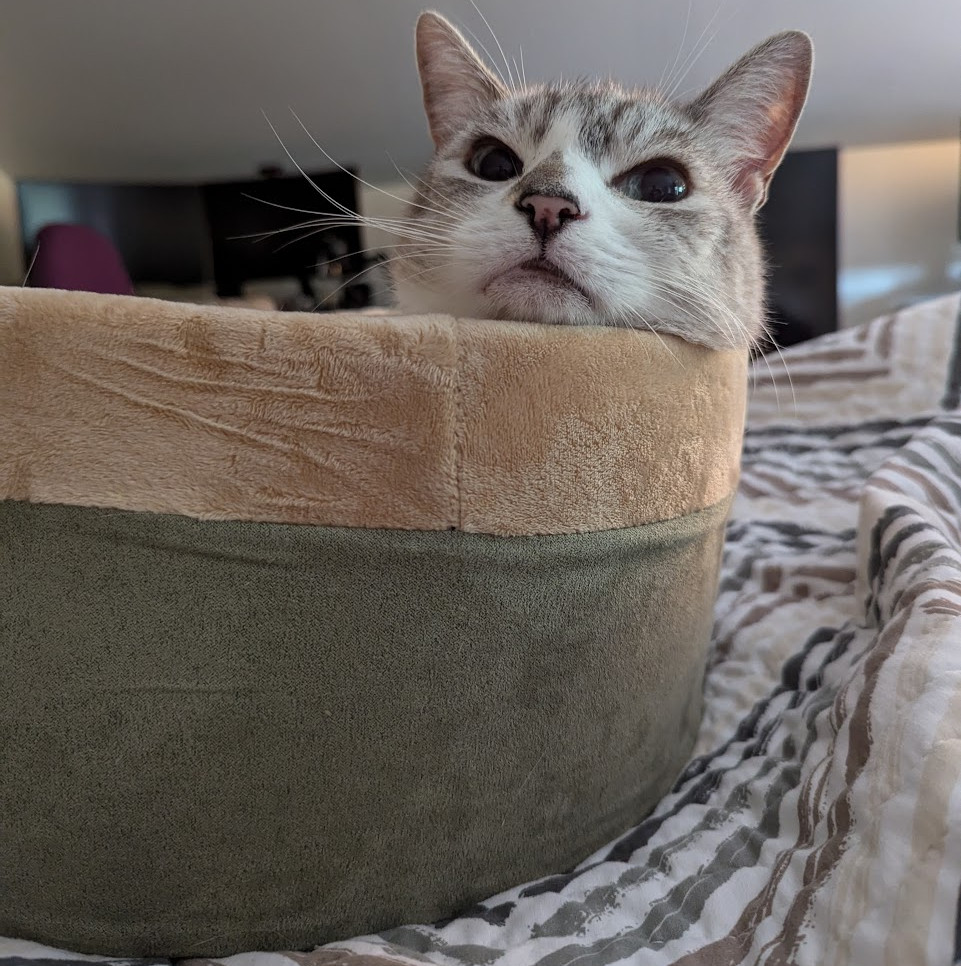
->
[518,193,584,239]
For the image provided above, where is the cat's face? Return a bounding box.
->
[391,13,812,349]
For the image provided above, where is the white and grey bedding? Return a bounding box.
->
[4,292,961,966]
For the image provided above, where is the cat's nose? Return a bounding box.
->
[517,193,584,240]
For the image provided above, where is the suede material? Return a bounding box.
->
[0,496,730,957]
[0,287,746,535]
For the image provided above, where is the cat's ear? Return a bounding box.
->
[688,31,813,209]
[415,11,507,147]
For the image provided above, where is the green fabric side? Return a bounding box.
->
[0,496,731,957]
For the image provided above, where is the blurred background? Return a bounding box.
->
[1,0,958,339]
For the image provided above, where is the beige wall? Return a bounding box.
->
[839,139,961,327]
[358,180,414,256]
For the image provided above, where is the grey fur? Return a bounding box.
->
[394,12,813,349]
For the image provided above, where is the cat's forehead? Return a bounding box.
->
[491,83,698,162]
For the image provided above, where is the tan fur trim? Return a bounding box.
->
[0,287,746,535]
[456,322,747,533]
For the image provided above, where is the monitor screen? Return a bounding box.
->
[757,147,839,347]
[201,169,362,298]
[17,180,210,286]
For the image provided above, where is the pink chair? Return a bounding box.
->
[28,223,135,296]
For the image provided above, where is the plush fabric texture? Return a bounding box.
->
[0,287,746,535]
[0,286,748,957]
[0,496,730,957]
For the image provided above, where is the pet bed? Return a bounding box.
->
[0,287,746,956]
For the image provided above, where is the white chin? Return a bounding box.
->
[483,272,595,326]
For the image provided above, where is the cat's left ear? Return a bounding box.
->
[688,31,813,209]
[415,12,507,148]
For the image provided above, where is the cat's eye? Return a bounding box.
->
[467,139,523,181]
[613,161,689,203]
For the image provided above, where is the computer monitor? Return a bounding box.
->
[17,180,210,286]
[757,147,839,348]
[201,169,362,299]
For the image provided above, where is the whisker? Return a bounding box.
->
[670,23,726,102]
[238,193,338,219]
[642,276,746,348]
[386,155,475,219]
[268,232,415,260]
[752,341,781,412]
[611,305,685,367]
[645,269,746,338]
[387,155,422,198]
[261,110,467,263]
[664,0,728,101]
[234,196,454,244]
[311,255,400,311]
[644,283,734,340]
[757,337,797,417]
[233,219,415,243]
[660,0,694,92]
[289,110,459,221]
[261,111,363,223]
[467,0,515,90]
[315,254,444,311]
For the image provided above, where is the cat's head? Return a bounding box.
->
[391,12,812,349]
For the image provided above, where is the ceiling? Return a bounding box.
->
[1,0,958,184]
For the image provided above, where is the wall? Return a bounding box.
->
[358,180,414,255]
[4,0,961,180]
[839,138,961,327]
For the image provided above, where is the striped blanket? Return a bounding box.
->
[5,293,961,966]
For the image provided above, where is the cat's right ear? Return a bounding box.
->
[688,31,813,210]
[415,12,506,147]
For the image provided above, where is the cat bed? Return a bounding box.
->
[0,286,746,957]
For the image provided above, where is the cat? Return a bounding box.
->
[389,11,813,350]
